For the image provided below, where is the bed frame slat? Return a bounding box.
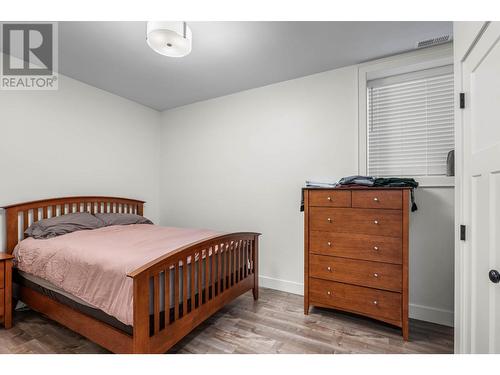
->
[235,241,239,284]
[241,241,244,280]
[237,240,242,283]
[244,241,248,279]
[235,242,239,283]
[229,242,234,286]
[205,249,210,302]
[250,242,254,274]
[23,210,29,233]
[153,274,160,334]
[174,264,179,321]
[221,245,225,292]
[190,255,195,313]
[164,267,170,326]
[197,251,202,308]
[225,244,230,291]
[217,245,222,295]
[232,242,236,284]
[240,241,244,281]
[182,257,188,317]
[210,247,215,300]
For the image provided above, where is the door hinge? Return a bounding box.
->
[460,92,465,109]
[460,225,466,241]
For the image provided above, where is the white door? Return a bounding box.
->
[457,21,500,353]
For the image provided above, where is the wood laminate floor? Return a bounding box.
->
[0,288,453,354]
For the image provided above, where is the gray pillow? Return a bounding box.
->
[25,212,105,239]
[94,213,153,227]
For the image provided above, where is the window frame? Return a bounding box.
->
[358,44,455,188]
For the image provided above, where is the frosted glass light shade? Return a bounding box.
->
[146,21,192,57]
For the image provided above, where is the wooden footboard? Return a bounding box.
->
[127,232,260,354]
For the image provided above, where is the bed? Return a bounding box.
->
[3,196,260,353]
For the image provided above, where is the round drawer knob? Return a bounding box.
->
[327,217,332,223]
[327,291,331,295]
[327,241,332,247]
[373,300,378,305]
[373,220,379,225]
[327,266,332,272]
[373,197,379,202]
[373,273,379,278]
[327,196,332,201]
[373,246,379,251]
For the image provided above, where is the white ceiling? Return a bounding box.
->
[57,21,452,111]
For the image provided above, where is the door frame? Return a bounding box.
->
[454,21,491,354]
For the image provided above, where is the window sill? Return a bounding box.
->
[415,176,455,188]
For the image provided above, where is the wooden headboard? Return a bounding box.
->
[2,196,145,254]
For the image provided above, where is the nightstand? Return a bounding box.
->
[0,253,13,329]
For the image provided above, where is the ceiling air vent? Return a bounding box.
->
[416,35,450,48]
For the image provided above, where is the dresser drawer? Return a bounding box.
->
[309,207,402,238]
[309,278,401,323]
[352,190,402,210]
[309,190,351,208]
[310,254,402,292]
[309,231,402,264]
[0,266,4,289]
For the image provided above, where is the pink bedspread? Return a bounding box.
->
[13,224,222,325]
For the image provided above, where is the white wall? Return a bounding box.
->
[159,66,359,291]
[159,63,455,326]
[409,187,454,326]
[0,67,161,250]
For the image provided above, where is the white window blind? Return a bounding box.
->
[367,66,454,177]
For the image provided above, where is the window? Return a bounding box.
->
[367,66,454,177]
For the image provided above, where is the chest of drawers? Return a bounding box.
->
[303,187,410,340]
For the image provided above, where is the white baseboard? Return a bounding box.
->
[409,303,454,327]
[259,275,454,327]
[259,275,304,295]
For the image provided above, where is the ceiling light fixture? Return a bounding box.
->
[146,21,192,57]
